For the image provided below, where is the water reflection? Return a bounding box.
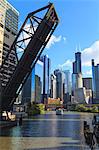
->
[0,112,93,150]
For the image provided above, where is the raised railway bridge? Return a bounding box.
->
[0,3,59,111]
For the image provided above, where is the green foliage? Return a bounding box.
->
[75,104,99,113]
[90,106,99,113]
[27,103,45,116]
[69,104,76,111]
[75,105,85,112]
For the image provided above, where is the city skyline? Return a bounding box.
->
[8,0,99,77]
[1,2,99,149]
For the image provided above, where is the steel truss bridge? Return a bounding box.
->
[0,3,59,110]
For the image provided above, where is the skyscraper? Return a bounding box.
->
[63,70,71,94]
[35,75,41,103]
[54,69,65,100]
[83,77,92,90]
[22,59,43,104]
[92,59,99,103]
[82,78,92,104]
[72,73,83,91]
[0,0,19,88]
[72,52,83,92]
[23,55,50,103]
[40,55,51,102]
[22,68,35,104]
[72,51,84,104]
[73,52,81,74]
[50,74,56,99]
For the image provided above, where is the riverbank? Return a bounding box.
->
[0,120,17,128]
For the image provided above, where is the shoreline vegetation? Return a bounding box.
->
[27,102,45,116]
[27,102,99,116]
[70,104,99,113]
[1,103,98,118]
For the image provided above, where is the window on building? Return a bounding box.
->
[4,33,9,38]
[5,27,10,32]
[3,43,9,48]
[0,23,3,28]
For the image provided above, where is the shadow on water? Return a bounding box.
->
[0,113,83,138]
[0,121,81,139]
[24,147,81,150]
[23,145,87,150]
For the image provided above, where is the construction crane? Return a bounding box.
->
[0,3,59,110]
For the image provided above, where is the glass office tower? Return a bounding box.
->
[72,52,83,91]
[63,70,71,94]
[54,69,65,100]
[22,55,51,104]
[92,59,99,103]
[22,59,43,104]
[73,52,81,74]
[22,68,35,104]
[40,55,51,102]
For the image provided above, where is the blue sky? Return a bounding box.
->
[8,0,99,77]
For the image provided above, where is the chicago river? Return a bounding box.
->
[0,112,96,150]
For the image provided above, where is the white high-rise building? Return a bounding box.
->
[63,70,71,94]
[0,0,19,88]
[50,74,56,99]
[72,73,83,91]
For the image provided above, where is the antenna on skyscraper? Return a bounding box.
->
[75,45,78,52]
[78,43,81,52]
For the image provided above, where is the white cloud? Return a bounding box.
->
[57,40,99,77]
[62,36,67,43]
[83,69,92,76]
[63,37,66,41]
[17,24,37,53]
[82,40,99,66]
[37,60,43,66]
[58,59,72,69]
[86,70,92,76]
[17,23,66,51]
[46,35,62,49]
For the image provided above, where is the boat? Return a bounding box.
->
[56,109,63,115]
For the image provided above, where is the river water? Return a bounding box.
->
[0,111,96,150]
